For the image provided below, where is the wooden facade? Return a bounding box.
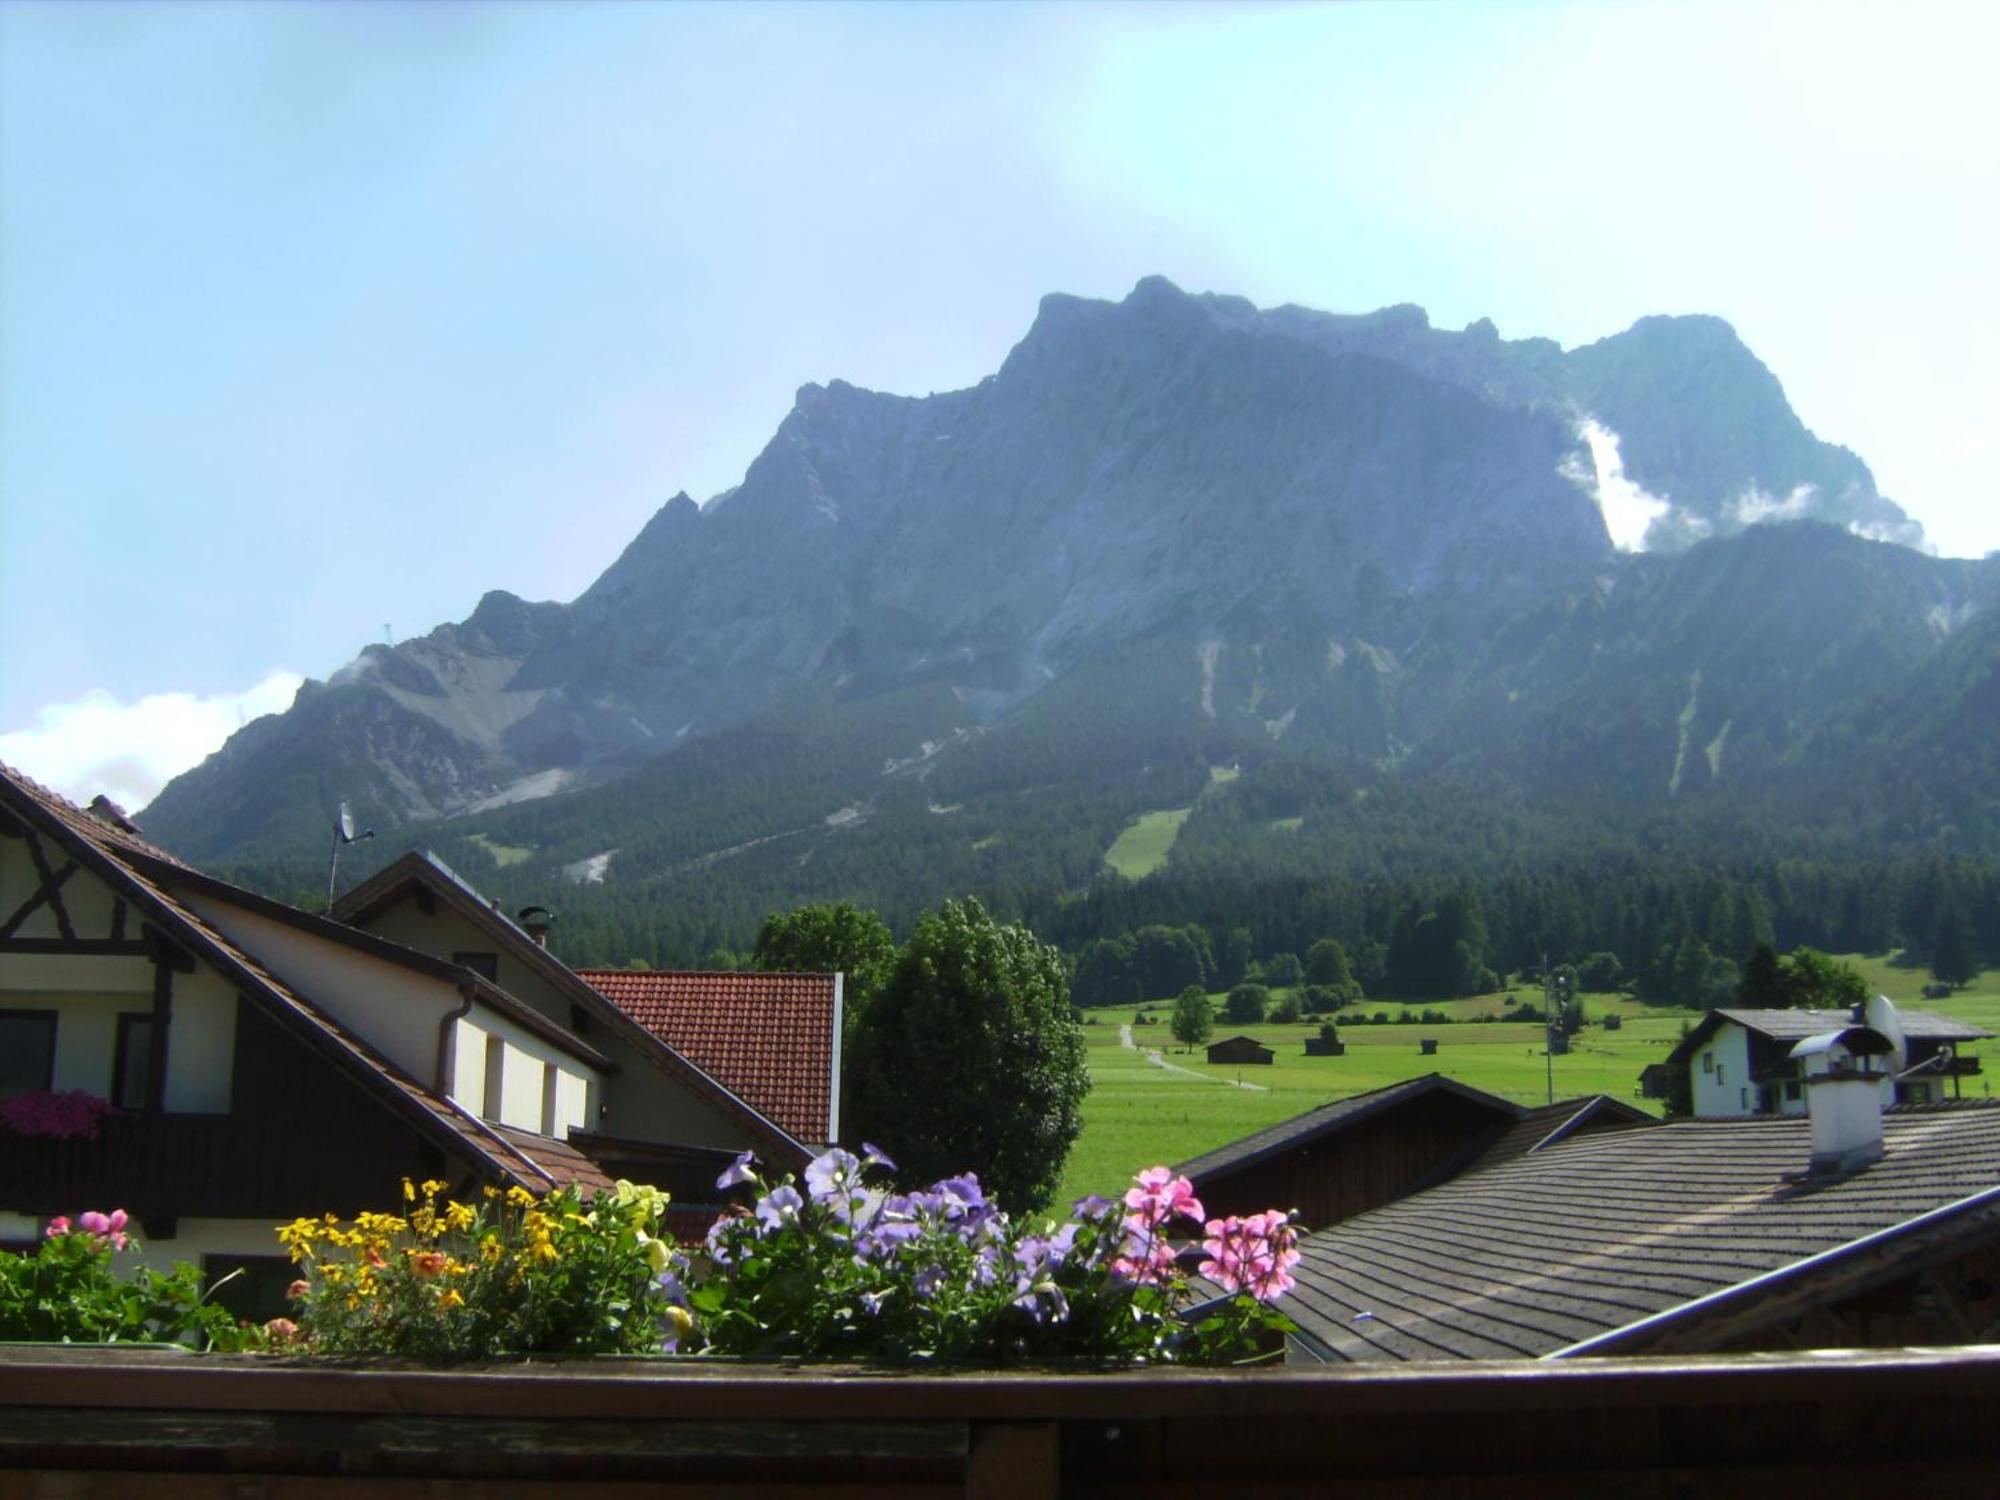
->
[1196,1087,1510,1229]
[1205,1036,1273,1066]
[3,1345,1998,1496]
[2,998,466,1225]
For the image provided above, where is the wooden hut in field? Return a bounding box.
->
[1207,1035,1275,1066]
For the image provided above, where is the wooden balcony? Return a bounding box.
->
[2,1344,1998,1496]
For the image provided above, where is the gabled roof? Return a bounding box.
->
[1432,1094,1658,1185]
[577,969,840,1146]
[1667,1006,1991,1066]
[118,849,614,1074]
[1285,1105,2000,1364]
[0,763,554,1193]
[334,850,811,1166]
[1175,1074,1520,1185]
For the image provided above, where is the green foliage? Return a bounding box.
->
[1932,906,1979,989]
[1169,985,1214,1052]
[846,898,1089,1212]
[1305,938,1356,989]
[1737,942,1786,1008]
[1224,983,1268,1024]
[1780,947,1869,1011]
[0,1216,257,1349]
[753,901,898,1014]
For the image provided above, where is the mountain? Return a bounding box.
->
[137,278,1992,958]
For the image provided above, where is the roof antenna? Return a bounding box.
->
[326,801,375,914]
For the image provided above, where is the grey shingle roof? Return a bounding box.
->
[1709,1007,1991,1042]
[1286,1106,2000,1363]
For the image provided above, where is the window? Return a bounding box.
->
[540,1061,559,1136]
[1784,1081,1802,1102]
[482,1034,506,1122]
[1740,1087,1748,1110]
[454,951,499,982]
[0,1011,56,1097]
[1716,1066,1724,1085]
[1701,1052,1713,1074]
[113,1013,155,1110]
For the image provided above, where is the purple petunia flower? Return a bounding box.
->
[754,1185,803,1234]
[860,1141,896,1172]
[1071,1194,1115,1220]
[805,1147,861,1204]
[717,1150,757,1191]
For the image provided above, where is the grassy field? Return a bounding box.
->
[1102,809,1194,879]
[468,832,533,868]
[1055,954,2000,1208]
[1057,989,1695,1206]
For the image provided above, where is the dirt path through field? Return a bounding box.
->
[1118,1024,1267,1091]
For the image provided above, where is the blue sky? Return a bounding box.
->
[4,1,1996,807]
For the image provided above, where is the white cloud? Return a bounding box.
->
[1560,418,1673,552]
[0,671,304,813]
[1729,483,1816,527]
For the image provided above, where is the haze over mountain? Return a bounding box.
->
[138,279,1994,957]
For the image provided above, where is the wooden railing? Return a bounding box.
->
[2,1344,1998,1496]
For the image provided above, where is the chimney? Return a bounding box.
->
[1789,1025,1893,1176]
[517,906,554,949]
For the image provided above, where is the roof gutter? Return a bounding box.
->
[1541,1180,2000,1360]
[437,981,476,1094]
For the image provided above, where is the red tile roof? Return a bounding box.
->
[578,970,838,1146]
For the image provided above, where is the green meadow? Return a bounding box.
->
[1055,956,2000,1207]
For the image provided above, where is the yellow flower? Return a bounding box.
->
[421,1178,447,1199]
[438,1288,465,1310]
[482,1185,501,1201]
[402,1178,416,1203]
[505,1185,536,1209]
[530,1240,560,1264]
[444,1201,476,1232]
[479,1234,505,1264]
[664,1305,694,1340]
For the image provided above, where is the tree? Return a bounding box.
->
[1169,985,1214,1052]
[1305,939,1356,990]
[1262,951,1303,989]
[1223,983,1268,1024]
[1780,947,1868,1011]
[844,898,1088,1212]
[1736,942,1786,1009]
[753,902,897,1017]
[1932,907,1978,990]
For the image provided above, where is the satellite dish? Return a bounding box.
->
[337,803,356,843]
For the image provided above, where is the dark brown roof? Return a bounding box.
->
[1286,1106,2000,1364]
[578,970,838,1145]
[0,761,550,1193]
[490,1126,618,1194]
[334,852,811,1167]
[1175,1074,1520,1185]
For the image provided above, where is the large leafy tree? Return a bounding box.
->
[845,898,1088,1212]
[1932,907,1978,990]
[1170,985,1214,1052]
[753,902,897,1017]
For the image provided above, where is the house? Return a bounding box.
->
[1637,1061,1674,1100]
[1205,1035,1274,1066]
[330,851,822,1214]
[1665,998,1990,1117]
[0,764,815,1302]
[1177,1074,1652,1229]
[1281,1066,2000,1363]
[0,764,621,1304]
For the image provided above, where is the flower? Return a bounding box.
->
[409,1250,448,1277]
[753,1185,803,1234]
[263,1317,301,1343]
[860,1142,896,1172]
[44,1216,71,1239]
[1123,1168,1204,1229]
[804,1147,861,1205]
[1198,1210,1299,1302]
[287,1279,311,1300]
[437,1288,465,1310]
[716,1150,758,1190]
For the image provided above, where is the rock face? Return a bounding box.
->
[139,277,1939,861]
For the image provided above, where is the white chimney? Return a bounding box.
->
[1789,1026,1893,1176]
